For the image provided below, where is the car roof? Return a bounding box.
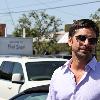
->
[24,84,49,93]
[0,55,67,63]
[9,84,49,100]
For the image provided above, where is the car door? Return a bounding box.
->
[0,61,24,100]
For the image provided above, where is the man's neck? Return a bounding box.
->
[71,53,92,71]
[71,59,85,71]
[70,57,86,83]
[71,56,90,71]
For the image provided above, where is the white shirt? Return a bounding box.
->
[47,57,100,100]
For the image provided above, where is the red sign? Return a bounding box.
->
[0,24,6,36]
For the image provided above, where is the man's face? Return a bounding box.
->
[68,28,97,59]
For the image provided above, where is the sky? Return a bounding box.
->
[0,0,100,35]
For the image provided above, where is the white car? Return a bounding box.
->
[0,55,66,99]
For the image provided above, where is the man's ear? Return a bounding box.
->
[68,37,72,46]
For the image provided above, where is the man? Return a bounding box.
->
[47,19,100,100]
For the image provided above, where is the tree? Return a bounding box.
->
[90,8,100,61]
[13,14,31,37]
[13,11,62,39]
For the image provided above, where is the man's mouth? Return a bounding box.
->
[80,46,92,51]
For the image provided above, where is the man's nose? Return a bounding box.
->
[84,39,90,45]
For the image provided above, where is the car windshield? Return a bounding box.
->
[25,61,65,81]
[12,92,48,100]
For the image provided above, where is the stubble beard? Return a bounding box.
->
[74,49,93,61]
[72,46,93,61]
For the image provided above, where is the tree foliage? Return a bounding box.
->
[90,8,100,61]
[13,11,62,39]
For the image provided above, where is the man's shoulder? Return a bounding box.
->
[53,60,70,74]
[96,61,100,66]
[95,61,100,73]
[97,61,100,63]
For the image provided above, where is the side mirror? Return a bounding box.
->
[12,73,24,84]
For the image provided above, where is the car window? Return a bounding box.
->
[12,93,47,100]
[0,61,14,80]
[13,63,23,74]
[25,61,65,81]
[0,61,24,81]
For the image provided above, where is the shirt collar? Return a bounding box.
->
[61,57,97,73]
[86,56,97,71]
[61,59,72,73]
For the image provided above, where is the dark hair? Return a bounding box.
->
[69,19,99,37]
